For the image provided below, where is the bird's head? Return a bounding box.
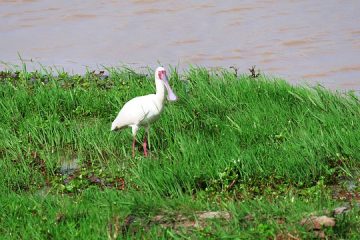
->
[155,67,177,101]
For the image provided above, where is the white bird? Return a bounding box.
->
[111,66,177,157]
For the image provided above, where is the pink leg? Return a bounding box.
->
[132,137,136,158]
[143,136,148,157]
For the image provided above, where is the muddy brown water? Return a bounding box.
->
[1,0,360,91]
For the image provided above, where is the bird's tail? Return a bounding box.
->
[111,122,119,131]
[111,119,125,131]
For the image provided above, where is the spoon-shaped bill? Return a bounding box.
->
[163,75,177,101]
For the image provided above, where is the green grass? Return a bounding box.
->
[0,66,359,239]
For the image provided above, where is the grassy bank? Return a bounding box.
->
[0,66,359,239]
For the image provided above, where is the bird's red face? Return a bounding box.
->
[158,70,167,80]
[156,67,177,101]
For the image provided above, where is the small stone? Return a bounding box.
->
[196,211,231,220]
[244,214,254,221]
[333,206,349,215]
[314,230,326,239]
[300,215,335,230]
[152,215,164,222]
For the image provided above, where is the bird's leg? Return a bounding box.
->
[147,127,150,150]
[131,125,139,158]
[132,136,136,158]
[143,126,150,157]
[143,135,148,157]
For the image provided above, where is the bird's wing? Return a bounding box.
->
[111,95,153,130]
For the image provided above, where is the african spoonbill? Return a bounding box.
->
[111,67,177,157]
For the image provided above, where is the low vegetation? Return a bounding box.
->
[0,65,359,239]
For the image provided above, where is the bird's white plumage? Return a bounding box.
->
[111,93,164,131]
[111,67,177,156]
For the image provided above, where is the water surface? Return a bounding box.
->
[1,0,360,91]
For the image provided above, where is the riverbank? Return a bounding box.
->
[0,66,359,239]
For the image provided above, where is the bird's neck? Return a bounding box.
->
[155,79,165,103]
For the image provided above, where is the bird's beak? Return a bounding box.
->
[163,74,177,101]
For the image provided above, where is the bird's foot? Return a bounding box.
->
[143,142,148,157]
[143,137,148,157]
